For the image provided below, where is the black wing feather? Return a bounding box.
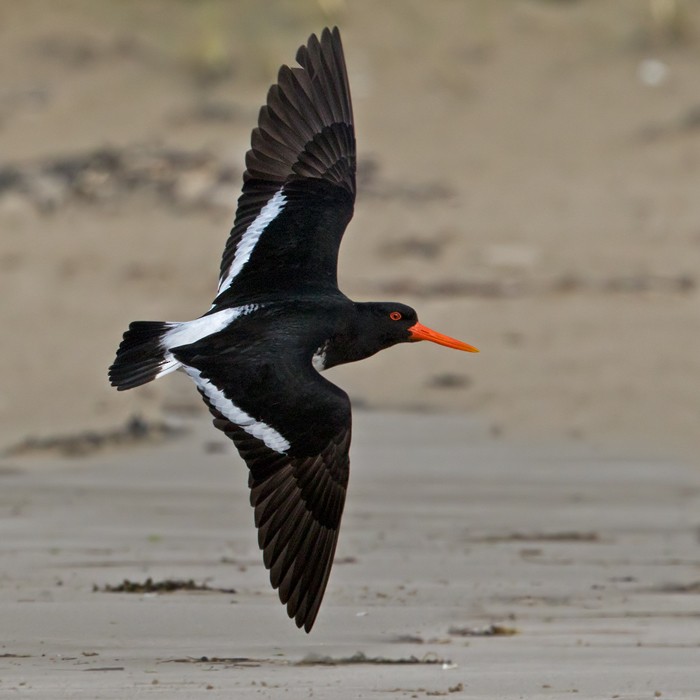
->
[216,27,356,304]
[176,337,353,633]
[206,405,350,632]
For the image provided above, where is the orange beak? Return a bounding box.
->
[408,322,479,353]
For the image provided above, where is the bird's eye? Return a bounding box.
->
[389,311,402,321]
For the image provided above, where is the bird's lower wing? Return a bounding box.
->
[206,403,350,632]
[181,358,351,632]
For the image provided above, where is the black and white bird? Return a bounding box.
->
[109,27,478,632]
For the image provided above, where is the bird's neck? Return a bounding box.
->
[313,303,386,370]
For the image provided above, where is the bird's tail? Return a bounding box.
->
[109,321,181,391]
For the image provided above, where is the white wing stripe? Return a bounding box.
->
[154,305,260,380]
[163,305,259,349]
[185,367,291,454]
[218,187,287,293]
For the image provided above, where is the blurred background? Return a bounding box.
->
[1,0,698,459]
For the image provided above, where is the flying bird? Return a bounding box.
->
[109,27,478,632]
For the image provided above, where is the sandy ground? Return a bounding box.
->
[0,0,699,458]
[2,412,700,698]
[2,3,700,696]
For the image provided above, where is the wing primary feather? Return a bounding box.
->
[296,526,337,631]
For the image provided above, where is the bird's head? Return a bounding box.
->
[352,301,479,359]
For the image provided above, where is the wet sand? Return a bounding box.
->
[2,412,699,698]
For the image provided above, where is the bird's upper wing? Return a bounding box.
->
[215,27,355,306]
[173,341,351,632]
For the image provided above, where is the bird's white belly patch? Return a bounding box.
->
[184,367,291,454]
[155,305,259,380]
[312,344,328,372]
[218,187,287,293]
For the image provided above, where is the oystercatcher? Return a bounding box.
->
[109,27,478,632]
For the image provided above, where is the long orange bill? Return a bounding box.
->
[408,322,479,353]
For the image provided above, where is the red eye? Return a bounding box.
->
[390,311,402,321]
